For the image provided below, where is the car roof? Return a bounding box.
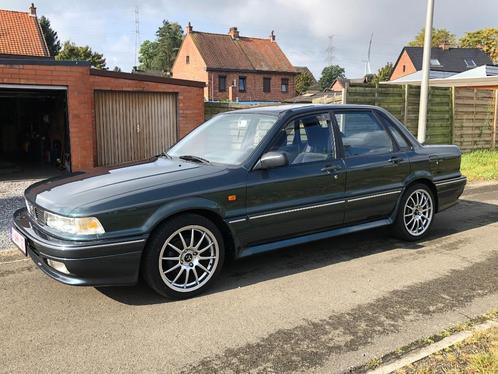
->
[223,103,380,116]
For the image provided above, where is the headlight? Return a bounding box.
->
[45,211,105,235]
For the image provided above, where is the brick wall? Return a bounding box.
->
[208,71,296,102]
[390,50,417,81]
[0,63,205,171]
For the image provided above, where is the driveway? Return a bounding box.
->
[1,183,497,373]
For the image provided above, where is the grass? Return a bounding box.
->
[460,150,498,181]
[397,324,498,374]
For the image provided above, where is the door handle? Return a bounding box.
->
[321,165,341,174]
[389,157,402,165]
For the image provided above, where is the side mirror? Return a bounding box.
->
[253,151,288,170]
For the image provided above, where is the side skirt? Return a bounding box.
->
[237,218,393,258]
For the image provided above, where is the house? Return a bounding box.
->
[390,44,492,81]
[294,66,317,84]
[331,75,375,92]
[172,24,298,102]
[0,3,49,57]
[0,5,205,174]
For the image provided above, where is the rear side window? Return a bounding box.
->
[334,112,393,157]
[388,124,411,150]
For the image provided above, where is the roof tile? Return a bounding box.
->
[0,9,49,57]
[190,31,296,73]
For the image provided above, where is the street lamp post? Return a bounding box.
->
[417,0,435,143]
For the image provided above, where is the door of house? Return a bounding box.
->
[95,90,178,166]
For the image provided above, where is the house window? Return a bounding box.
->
[430,58,442,66]
[402,65,406,73]
[464,59,476,68]
[186,55,190,64]
[218,75,227,92]
[263,77,271,93]
[281,78,289,93]
[239,76,246,92]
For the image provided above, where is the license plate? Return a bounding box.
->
[11,227,27,256]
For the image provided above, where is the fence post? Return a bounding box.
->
[493,89,498,150]
[451,86,455,144]
[403,85,409,124]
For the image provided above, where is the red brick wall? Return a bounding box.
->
[0,63,204,171]
[208,71,296,102]
[171,34,209,99]
[390,50,417,81]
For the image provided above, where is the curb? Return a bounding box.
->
[367,319,498,374]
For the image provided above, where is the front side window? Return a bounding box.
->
[168,113,278,165]
[281,78,289,93]
[263,77,271,93]
[335,112,393,157]
[218,75,227,92]
[239,76,246,92]
[269,113,335,164]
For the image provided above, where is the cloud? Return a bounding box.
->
[3,0,497,77]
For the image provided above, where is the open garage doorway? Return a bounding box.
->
[0,86,70,179]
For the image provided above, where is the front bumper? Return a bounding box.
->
[12,208,146,286]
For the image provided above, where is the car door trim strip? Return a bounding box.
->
[346,189,401,203]
[434,177,467,186]
[248,200,346,221]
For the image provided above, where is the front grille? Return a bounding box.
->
[26,200,46,226]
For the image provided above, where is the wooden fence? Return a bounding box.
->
[204,85,498,151]
[315,84,497,150]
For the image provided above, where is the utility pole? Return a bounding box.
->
[417,0,434,143]
[325,35,335,65]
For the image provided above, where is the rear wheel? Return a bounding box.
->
[393,184,435,241]
[142,214,224,299]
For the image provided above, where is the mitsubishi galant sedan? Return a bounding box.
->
[12,104,466,299]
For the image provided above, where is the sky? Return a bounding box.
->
[5,0,498,78]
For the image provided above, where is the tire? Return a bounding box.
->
[142,213,225,299]
[392,183,435,241]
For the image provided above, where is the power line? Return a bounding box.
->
[134,5,140,68]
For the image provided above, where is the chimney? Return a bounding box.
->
[228,27,240,40]
[29,3,37,16]
[186,22,193,34]
[439,41,450,51]
[270,30,276,42]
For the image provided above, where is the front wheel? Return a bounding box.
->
[392,184,435,241]
[142,214,225,299]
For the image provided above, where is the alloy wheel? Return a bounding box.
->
[403,188,434,236]
[158,225,219,292]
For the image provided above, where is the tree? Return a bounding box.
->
[318,65,345,90]
[460,28,498,63]
[295,71,315,95]
[408,28,457,47]
[372,62,394,83]
[39,16,61,56]
[139,21,183,73]
[56,41,106,69]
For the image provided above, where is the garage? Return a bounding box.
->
[95,91,177,166]
[0,58,205,175]
[0,85,69,175]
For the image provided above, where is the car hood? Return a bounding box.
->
[25,157,224,215]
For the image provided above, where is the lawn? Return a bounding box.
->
[397,323,498,374]
[460,150,498,182]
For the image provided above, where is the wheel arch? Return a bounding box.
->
[143,200,238,262]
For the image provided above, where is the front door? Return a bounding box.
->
[241,113,346,247]
[334,110,411,223]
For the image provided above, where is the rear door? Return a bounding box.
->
[241,112,346,247]
[334,110,410,223]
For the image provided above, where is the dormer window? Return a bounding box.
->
[430,58,442,67]
[464,59,476,68]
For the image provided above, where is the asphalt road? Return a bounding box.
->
[1,183,497,373]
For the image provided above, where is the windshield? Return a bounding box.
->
[168,113,278,165]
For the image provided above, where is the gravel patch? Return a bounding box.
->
[0,179,41,251]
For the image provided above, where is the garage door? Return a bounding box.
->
[95,91,177,166]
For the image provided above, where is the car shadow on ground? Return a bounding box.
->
[95,197,498,305]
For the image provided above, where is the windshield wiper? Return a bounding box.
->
[178,155,211,164]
